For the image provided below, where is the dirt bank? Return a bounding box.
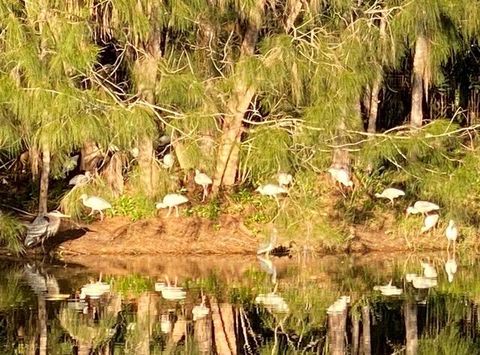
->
[55,214,456,256]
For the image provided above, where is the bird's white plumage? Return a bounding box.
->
[256,184,288,197]
[421,214,439,233]
[156,194,189,217]
[80,194,112,221]
[328,167,353,187]
[195,169,213,201]
[277,172,293,187]
[421,262,438,278]
[445,220,457,242]
[407,201,440,215]
[375,188,405,204]
[373,280,403,296]
[130,147,139,157]
[444,258,457,283]
[162,154,175,169]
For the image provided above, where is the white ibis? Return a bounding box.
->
[327,296,350,314]
[130,147,139,158]
[192,295,210,321]
[156,193,189,217]
[444,258,457,283]
[194,169,213,201]
[79,194,112,221]
[373,280,403,296]
[277,172,293,188]
[24,210,70,252]
[421,213,439,233]
[157,276,186,301]
[257,228,278,256]
[69,171,92,186]
[421,262,438,278]
[162,154,175,169]
[328,167,353,188]
[406,201,440,216]
[256,184,288,206]
[445,220,458,253]
[375,188,405,205]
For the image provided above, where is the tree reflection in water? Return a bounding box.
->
[0,253,479,353]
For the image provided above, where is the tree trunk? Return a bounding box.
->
[362,305,371,355]
[352,315,360,355]
[194,314,213,354]
[212,3,265,193]
[77,342,91,355]
[80,141,101,173]
[404,301,418,355]
[328,308,347,355]
[211,297,236,355]
[411,34,429,127]
[367,12,386,133]
[136,292,159,355]
[38,145,50,214]
[38,296,47,355]
[101,153,125,197]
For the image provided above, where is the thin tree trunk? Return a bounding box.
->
[38,145,50,214]
[212,3,265,192]
[328,308,347,355]
[194,314,213,354]
[80,141,101,173]
[352,315,360,355]
[404,301,418,355]
[362,305,371,355]
[411,34,429,127]
[38,296,47,355]
[101,153,125,197]
[367,12,386,133]
[210,297,236,354]
[77,342,91,355]
[137,292,159,355]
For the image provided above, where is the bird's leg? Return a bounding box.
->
[390,199,394,207]
[202,186,207,202]
[88,209,94,216]
[175,206,180,217]
[99,210,104,222]
[166,207,171,217]
[447,240,450,253]
[453,240,456,255]
[274,196,280,207]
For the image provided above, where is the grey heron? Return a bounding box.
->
[445,220,458,253]
[375,188,405,205]
[194,169,213,201]
[257,228,278,256]
[69,171,92,186]
[257,255,277,284]
[406,201,440,216]
[79,194,112,221]
[24,210,70,252]
[156,193,189,217]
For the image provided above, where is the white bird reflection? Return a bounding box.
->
[192,294,210,321]
[327,296,350,314]
[255,286,290,314]
[155,276,186,301]
[257,255,277,284]
[373,280,403,296]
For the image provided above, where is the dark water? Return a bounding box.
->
[0,252,478,354]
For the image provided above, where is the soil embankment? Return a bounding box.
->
[56,214,457,255]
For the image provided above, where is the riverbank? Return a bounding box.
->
[53,214,459,256]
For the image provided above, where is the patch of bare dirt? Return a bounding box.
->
[60,215,259,255]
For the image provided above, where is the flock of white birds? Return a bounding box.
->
[69,162,459,252]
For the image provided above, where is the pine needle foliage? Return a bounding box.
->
[0,213,25,255]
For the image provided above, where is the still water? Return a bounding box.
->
[0,252,478,354]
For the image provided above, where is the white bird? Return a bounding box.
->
[156,193,189,217]
[328,167,353,188]
[162,154,175,169]
[192,295,210,321]
[444,258,457,283]
[373,280,403,296]
[277,172,293,188]
[256,184,288,206]
[326,296,350,315]
[79,194,112,221]
[375,188,405,205]
[69,171,92,186]
[421,213,439,233]
[445,220,458,253]
[194,169,213,201]
[421,262,438,278]
[406,201,440,216]
[130,147,139,158]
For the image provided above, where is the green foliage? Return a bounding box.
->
[111,195,156,221]
[187,199,221,220]
[0,213,25,255]
[419,325,478,355]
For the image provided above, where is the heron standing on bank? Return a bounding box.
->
[194,169,213,201]
[445,220,458,253]
[24,210,70,252]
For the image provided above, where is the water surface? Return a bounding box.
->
[0,252,478,354]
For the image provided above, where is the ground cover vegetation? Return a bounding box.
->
[1,0,480,253]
